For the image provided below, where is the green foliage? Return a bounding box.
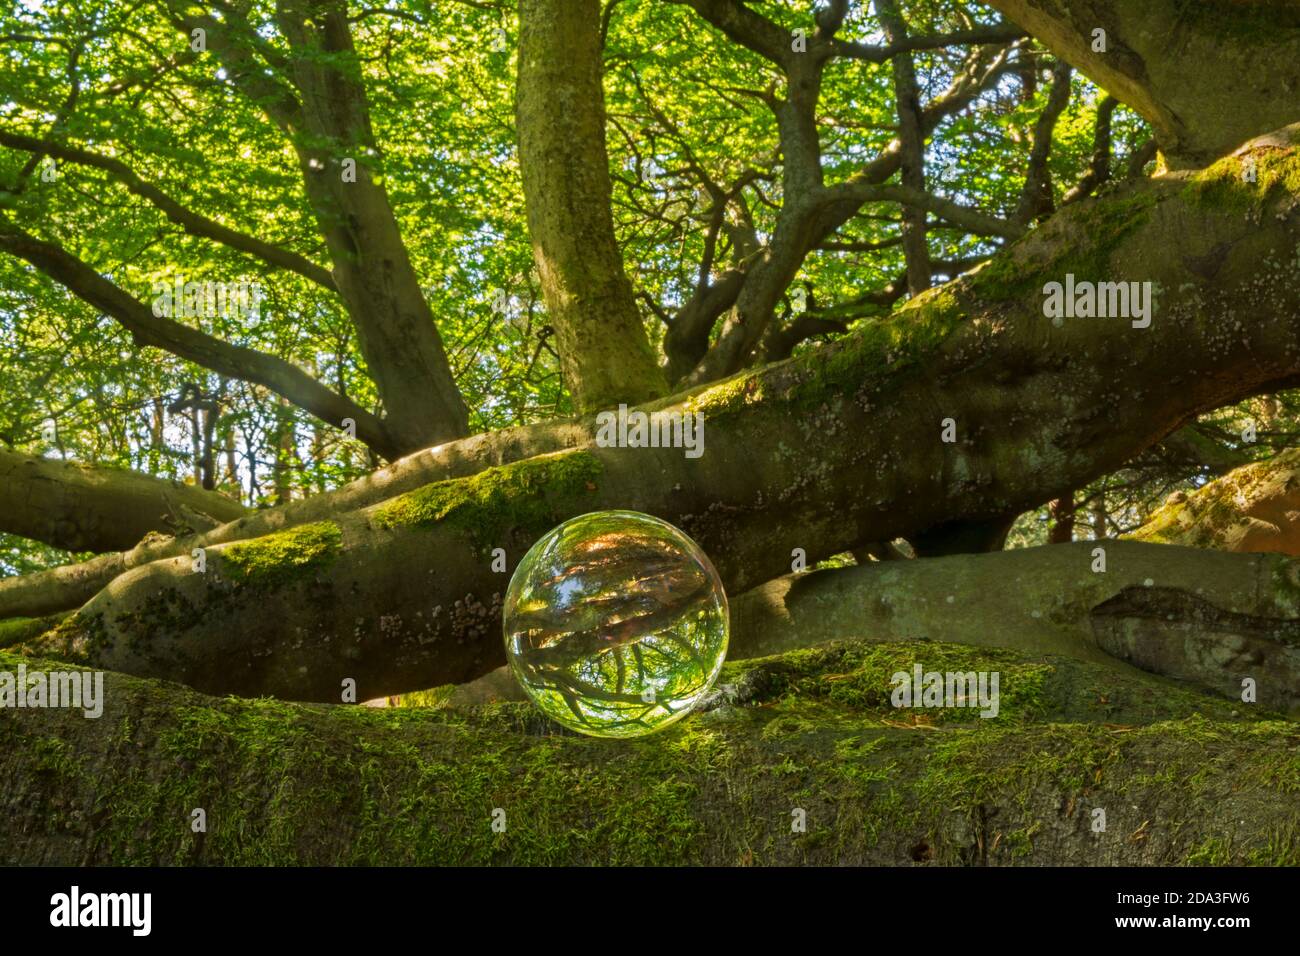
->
[0,0,1241,574]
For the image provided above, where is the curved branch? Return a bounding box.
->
[21,128,1300,699]
[0,130,336,290]
[820,182,1024,239]
[0,221,400,459]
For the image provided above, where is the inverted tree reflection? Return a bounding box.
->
[505,513,728,737]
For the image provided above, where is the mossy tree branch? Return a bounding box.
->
[1130,447,1300,554]
[0,446,246,553]
[12,127,1300,701]
[2,640,1296,865]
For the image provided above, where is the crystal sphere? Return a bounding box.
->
[504,510,729,738]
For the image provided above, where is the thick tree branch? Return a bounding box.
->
[5,631,1294,864]
[21,126,1300,700]
[0,446,246,553]
[165,0,471,451]
[820,182,1024,239]
[830,21,1027,62]
[1130,448,1300,555]
[666,0,792,68]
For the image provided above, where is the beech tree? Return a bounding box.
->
[2,0,1298,864]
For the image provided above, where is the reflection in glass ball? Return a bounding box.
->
[503,510,729,738]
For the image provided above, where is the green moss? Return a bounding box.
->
[221,520,342,589]
[394,685,456,708]
[726,641,1053,723]
[1184,145,1300,214]
[786,284,966,410]
[1129,450,1300,549]
[1171,0,1300,42]
[969,189,1161,303]
[686,370,764,418]
[1127,490,1224,547]
[0,614,68,648]
[3,641,1296,865]
[29,610,109,663]
[370,450,603,548]
[720,639,1257,726]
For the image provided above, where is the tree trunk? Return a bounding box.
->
[985,0,1300,165]
[516,0,669,412]
[1048,492,1074,543]
[276,0,470,450]
[167,0,470,453]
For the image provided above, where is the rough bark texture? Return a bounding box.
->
[2,640,1296,865]
[0,447,246,553]
[516,0,669,412]
[0,419,589,619]
[275,0,470,449]
[985,0,1300,166]
[20,127,1300,701]
[1131,447,1300,554]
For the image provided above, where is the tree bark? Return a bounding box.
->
[0,447,246,553]
[985,0,1300,166]
[876,0,932,295]
[275,0,470,449]
[3,637,1296,865]
[516,0,669,412]
[458,540,1300,716]
[1131,447,1300,554]
[0,419,588,620]
[165,0,470,452]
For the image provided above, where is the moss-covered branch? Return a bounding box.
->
[2,640,1295,865]
[457,541,1300,717]
[11,128,1300,701]
[1131,447,1300,554]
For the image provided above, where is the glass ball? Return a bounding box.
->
[503,510,729,738]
